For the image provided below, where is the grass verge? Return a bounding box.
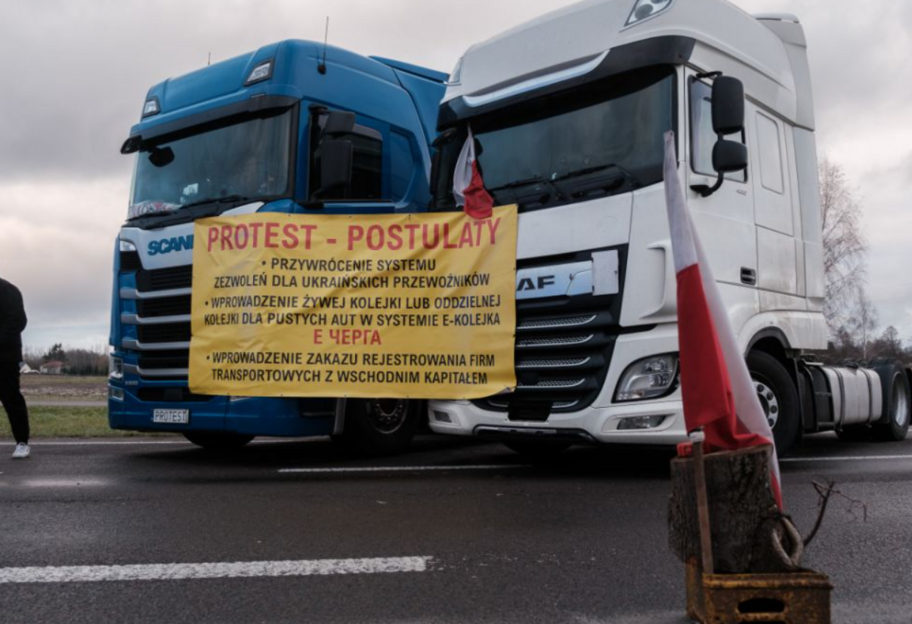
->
[1,406,175,438]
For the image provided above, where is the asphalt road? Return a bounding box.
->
[0,433,910,624]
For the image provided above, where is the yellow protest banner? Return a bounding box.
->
[188,206,517,399]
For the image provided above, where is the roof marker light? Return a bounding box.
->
[245,60,273,86]
[142,97,160,118]
[625,0,675,27]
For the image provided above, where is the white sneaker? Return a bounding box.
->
[12,443,30,459]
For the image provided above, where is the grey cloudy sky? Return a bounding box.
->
[0,0,910,351]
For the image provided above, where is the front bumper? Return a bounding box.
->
[427,396,687,445]
[108,385,335,437]
[427,322,689,446]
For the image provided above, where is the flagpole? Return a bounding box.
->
[690,429,714,575]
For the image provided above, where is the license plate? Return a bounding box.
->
[152,409,190,424]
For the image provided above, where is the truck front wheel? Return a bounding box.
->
[747,351,800,456]
[183,432,255,450]
[334,399,420,457]
[872,361,911,442]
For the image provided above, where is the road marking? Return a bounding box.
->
[0,439,312,447]
[18,479,110,488]
[0,440,188,446]
[0,557,432,584]
[279,464,529,474]
[781,454,912,463]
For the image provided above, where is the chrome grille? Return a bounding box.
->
[137,323,191,344]
[137,295,192,318]
[474,305,617,416]
[123,264,193,380]
[517,379,587,389]
[518,335,595,348]
[473,248,626,417]
[488,399,581,411]
[516,357,591,369]
[137,265,193,292]
[518,315,598,330]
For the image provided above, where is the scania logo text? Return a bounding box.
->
[148,235,194,256]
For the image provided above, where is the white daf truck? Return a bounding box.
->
[427,0,911,455]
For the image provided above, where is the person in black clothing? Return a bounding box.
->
[0,276,30,458]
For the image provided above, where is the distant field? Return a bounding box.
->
[0,406,175,438]
[20,375,107,403]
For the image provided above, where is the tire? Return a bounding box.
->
[183,432,255,450]
[872,361,911,442]
[503,440,572,460]
[334,398,420,457]
[747,351,800,456]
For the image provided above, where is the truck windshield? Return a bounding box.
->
[129,108,293,220]
[433,66,675,211]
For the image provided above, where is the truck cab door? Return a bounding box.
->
[299,104,421,215]
[746,105,803,305]
[685,71,759,325]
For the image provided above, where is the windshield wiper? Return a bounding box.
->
[180,194,250,211]
[128,194,253,229]
[554,163,638,186]
[488,175,565,201]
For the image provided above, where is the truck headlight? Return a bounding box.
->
[614,354,679,402]
[109,355,123,380]
[625,0,675,27]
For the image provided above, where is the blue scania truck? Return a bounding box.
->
[108,40,446,453]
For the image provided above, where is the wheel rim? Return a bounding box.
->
[893,376,910,428]
[753,377,780,430]
[368,399,409,434]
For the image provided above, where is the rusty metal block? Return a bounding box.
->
[685,560,832,623]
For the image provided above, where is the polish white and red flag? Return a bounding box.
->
[662,130,783,509]
[453,125,494,219]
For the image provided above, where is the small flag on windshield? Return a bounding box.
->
[453,126,494,219]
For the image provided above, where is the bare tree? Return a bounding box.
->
[849,285,878,360]
[827,325,857,362]
[819,158,868,333]
[873,326,903,360]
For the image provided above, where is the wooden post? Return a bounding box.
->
[690,429,714,575]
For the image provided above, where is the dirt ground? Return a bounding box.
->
[20,375,107,402]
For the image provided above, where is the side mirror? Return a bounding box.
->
[692,74,748,198]
[316,139,353,196]
[711,76,745,135]
[121,135,141,155]
[322,111,356,136]
[712,140,748,174]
